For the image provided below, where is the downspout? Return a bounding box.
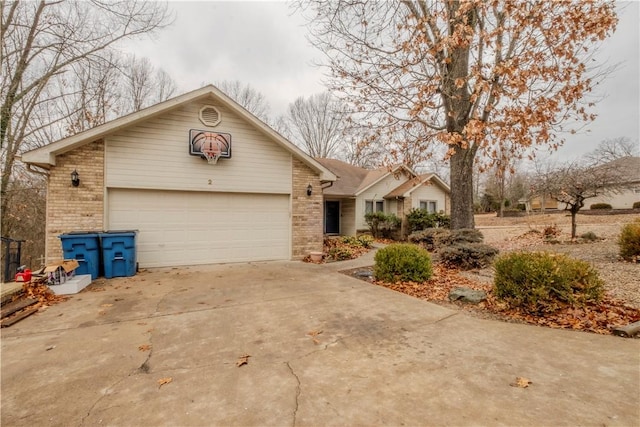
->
[321,181,333,190]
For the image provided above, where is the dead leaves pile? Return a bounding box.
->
[21,278,67,306]
[373,265,640,336]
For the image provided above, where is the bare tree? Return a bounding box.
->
[586,137,640,162]
[286,92,346,158]
[530,155,560,213]
[215,80,271,123]
[123,56,155,112]
[547,160,625,238]
[1,0,172,226]
[298,0,617,229]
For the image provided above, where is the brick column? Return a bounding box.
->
[291,158,323,259]
[45,140,105,262]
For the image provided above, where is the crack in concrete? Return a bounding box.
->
[82,319,156,425]
[79,373,129,427]
[285,361,301,427]
[433,312,460,324]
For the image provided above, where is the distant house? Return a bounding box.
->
[315,158,450,236]
[582,156,640,209]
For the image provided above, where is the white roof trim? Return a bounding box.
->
[354,164,417,196]
[401,174,450,197]
[21,85,336,181]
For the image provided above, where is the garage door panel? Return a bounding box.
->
[108,189,290,267]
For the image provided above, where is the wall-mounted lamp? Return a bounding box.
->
[71,169,80,187]
[306,184,313,196]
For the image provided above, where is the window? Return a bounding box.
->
[365,200,384,214]
[420,200,437,213]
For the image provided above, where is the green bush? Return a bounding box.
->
[590,203,612,210]
[408,228,451,251]
[618,220,640,261]
[493,252,604,314]
[406,209,450,232]
[437,228,484,246]
[633,201,640,209]
[374,243,432,283]
[356,234,374,248]
[438,243,499,270]
[364,212,401,238]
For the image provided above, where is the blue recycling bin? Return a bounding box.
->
[100,231,137,279]
[59,232,101,279]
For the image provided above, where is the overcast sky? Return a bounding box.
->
[123,1,639,160]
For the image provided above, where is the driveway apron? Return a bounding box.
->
[2,260,638,426]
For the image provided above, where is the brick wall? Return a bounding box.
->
[291,158,323,259]
[46,140,104,262]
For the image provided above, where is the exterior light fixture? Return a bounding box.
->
[306,184,313,196]
[71,169,80,187]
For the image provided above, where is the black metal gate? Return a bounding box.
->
[1,237,23,283]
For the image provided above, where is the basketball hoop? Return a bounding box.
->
[202,149,220,165]
[201,138,222,165]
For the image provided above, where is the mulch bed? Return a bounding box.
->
[344,264,640,336]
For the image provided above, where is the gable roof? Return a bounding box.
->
[20,85,336,181]
[315,157,446,197]
[314,158,369,196]
[384,173,450,199]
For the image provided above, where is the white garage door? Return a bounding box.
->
[108,189,290,267]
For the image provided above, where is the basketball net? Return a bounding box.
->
[202,139,222,165]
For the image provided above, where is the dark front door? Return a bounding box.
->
[325,201,340,234]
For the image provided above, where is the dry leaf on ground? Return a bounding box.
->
[236,354,251,367]
[157,377,172,388]
[138,344,151,352]
[510,377,532,388]
[307,329,323,345]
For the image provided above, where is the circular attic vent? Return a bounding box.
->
[199,105,221,127]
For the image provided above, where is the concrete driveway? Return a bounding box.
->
[2,259,639,426]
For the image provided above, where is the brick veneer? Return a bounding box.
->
[291,158,323,259]
[45,140,104,262]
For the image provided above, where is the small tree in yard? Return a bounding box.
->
[545,160,624,238]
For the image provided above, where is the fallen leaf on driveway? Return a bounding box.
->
[307,330,323,345]
[101,303,113,308]
[138,344,151,352]
[157,377,172,388]
[236,354,251,367]
[510,377,532,388]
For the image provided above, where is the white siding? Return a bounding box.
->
[108,189,290,268]
[584,188,640,209]
[105,100,292,193]
[411,183,447,213]
[356,174,411,230]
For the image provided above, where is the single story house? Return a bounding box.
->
[314,158,450,236]
[578,156,640,209]
[21,85,336,268]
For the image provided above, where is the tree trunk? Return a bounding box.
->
[450,146,477,229]
[570,210,577,239]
